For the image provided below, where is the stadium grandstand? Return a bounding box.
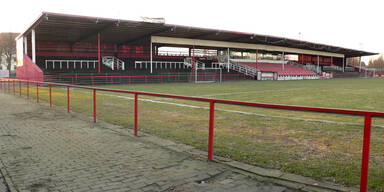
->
[15,12,378,84]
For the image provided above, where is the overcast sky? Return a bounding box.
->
[1,0,383,62]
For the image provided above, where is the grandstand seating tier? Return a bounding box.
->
[238,62,317,76]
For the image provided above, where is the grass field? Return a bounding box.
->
[13,78,384,191]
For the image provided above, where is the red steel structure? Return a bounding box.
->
[0,77,383,192]
[98,33,101,73]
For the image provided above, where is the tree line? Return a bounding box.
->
[367,54,384,73]
[0,32,18,71]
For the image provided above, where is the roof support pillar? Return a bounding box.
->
[256,49,258,69]
[193,45,195,72]
[359,56,362,72]
[282,52,285,70]
[150,40,153,74]
[24,36,28,55]
[98,32,101,73]
[331,56,334,78]
[31,29,36,63]
[317,55,320,73]
[342,57,345,72]
[227,48,230,72]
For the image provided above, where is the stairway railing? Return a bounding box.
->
[102,56,125,70]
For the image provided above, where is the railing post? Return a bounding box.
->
[93,89,96,123]
[27,81,29,99]
[360,114,372,192]
[19,81,21,96]
[49,84,52,107]
[67,86,70,113]
[208,101,215,160]
[36,83,39,103]
[134,93,138,136]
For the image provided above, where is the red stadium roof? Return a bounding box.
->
[17,12,377,58]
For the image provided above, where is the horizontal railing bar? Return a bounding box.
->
[3,78,384,118]
[44,74,241,79]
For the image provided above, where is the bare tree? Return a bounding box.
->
[368,54,384,73]
[0,36,3,68]
[0,32,18,71]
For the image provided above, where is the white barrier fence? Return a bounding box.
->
[0,70,9,78]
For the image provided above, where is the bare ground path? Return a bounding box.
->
[0,93,301,192]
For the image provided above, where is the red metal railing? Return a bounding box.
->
[44,73,245,85]
[0,77,383,192]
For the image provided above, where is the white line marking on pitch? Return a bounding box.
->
[196,88,307,97]
[82,90,384,128]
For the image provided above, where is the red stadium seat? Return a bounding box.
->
[238,62,316,76]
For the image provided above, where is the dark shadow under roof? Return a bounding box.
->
[18,12,377,58]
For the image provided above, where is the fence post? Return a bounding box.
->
[208,101,215,160]
[67,86,70,113]
[134,93,138,136]
[0,80,2,89]
[8,80,10,92]
[36,83,39,103]
[13,80,15,95]
[72,77,74,85]
[27,81,29,99]
[93,89,96,123]
[360,114,372,192]
[49,84,52,107]
[19,81,21,96]
[92,76,94,86]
